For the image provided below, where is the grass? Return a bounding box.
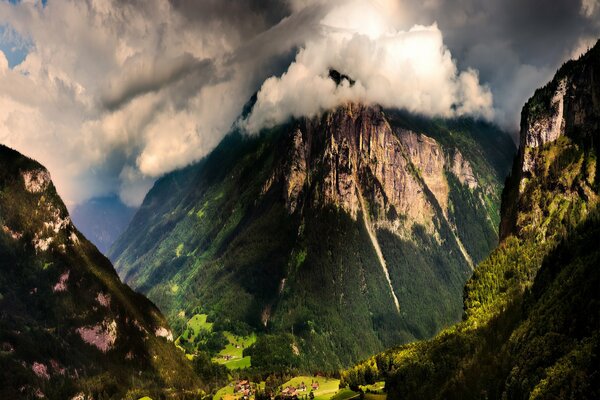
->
[176,313,213,347]
[364,394,386,400]
[213,384,234,400]
[280,376,342,400]
[218,356,251,369]
[213,332,256,370]
[360,381,385,393]
[213,381,265,400]
[330,388,359,400]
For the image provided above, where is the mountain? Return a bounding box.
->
[0,145,202,399]
[110,97,515,370]
[71,196,137,255]
[342,41,600,399]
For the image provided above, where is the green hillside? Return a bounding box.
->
[0,145,203,399]
[341,40,600,400]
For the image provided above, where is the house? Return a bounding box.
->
[281,386,298,397]
[311,382,319,391]
[298,382,307,392]
[235,380,251,393]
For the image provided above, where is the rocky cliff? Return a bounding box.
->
[0,145,201,399]
[110,101,514,370]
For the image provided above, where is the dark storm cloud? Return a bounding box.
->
[101,54,217,111]
[169,0,291,31]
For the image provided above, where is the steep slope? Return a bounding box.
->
[71,195,137,255]
[342,40,600,399]
[0,145,201,399]
[110,103,514,370]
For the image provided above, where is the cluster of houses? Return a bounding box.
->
[280,381,320,398]
[228,379,321,400]
[234,380,253,398]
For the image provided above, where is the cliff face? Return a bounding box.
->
[501,41,600,240]
[110,102,514,370]
[277,104,487,264]
[0,145,200,399]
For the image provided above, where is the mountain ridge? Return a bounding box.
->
[0,144,202,399]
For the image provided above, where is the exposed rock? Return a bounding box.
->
[50,359,66,376]
[33,235,53,252]
[22,169,51,193]
[299,104,436,228]
[76,319,118,352]
[154,326,173,341]
[2,225,22,240]
[43,209,71,234]
[450,150,478,189]
[399,130,449,213]
[52,271,70,293]
[285,103,483,237]
[284,129,308,213]
[96,292,111,307]
[521,78,567,173]
[31,362,50,380]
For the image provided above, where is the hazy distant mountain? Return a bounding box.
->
[110,92,515,370]
[71,195,136,254]
[343,40,600,400]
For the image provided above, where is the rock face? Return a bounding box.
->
[279,104,488,260]
[111,102,514,370]
[0,145,200,399]
[501,41,600,239]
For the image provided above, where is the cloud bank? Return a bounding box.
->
[0,0,598,207]
[244,1,493,132]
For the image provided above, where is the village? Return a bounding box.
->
[213,375,352,400]
[227,378,319,399]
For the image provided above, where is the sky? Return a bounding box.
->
[0,0,598,208]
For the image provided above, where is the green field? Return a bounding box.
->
[280,376,343,400]
[278,376,384,400]
[213,384,235,400]
[360,381,385,393]
[214,381,265,400]
[212,331,256,370]
[364,394,387,400]
[176,313,213,346]
[186,314,213,333]
[330,389,359,400]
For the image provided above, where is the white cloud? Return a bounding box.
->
[243,1,493,133]
[581,0,599,17]
[0,50,7,72]
[569,36,598,59]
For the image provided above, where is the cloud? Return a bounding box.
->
[0,49,7,72]
[581,0,599,17]
[0,0,298,207]
[243,16,494,133]
[0,0,598,208]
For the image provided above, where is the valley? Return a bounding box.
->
[0,0,598,397]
